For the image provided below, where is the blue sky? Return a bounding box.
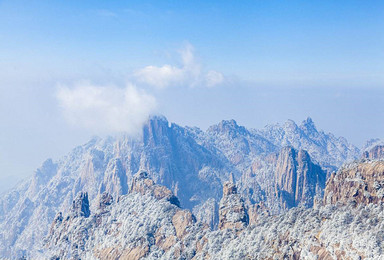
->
[0,0,383,192]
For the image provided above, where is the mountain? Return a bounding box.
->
[44,167,384,259]
[255,117,360,171]
[0,115,360,258]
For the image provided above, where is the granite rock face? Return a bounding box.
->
[363,145,384,160]
[275,147,326,209]
[218,181,248,230]
[130,171,180,207]
[324,160,384,206]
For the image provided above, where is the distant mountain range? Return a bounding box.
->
[0,115,373,258]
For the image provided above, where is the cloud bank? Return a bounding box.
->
[134,43,224,88]
[56,82,156,134]
[56,43,226,134]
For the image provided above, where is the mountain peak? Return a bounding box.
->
[219,119,239,128]
[300,117,317,132]
[147,114,169,126]
[208,119,247,135]
[283,119,299,132]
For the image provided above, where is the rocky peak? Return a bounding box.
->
[71,192,90,218]
[300,117,318,136]
[130,172,180,207]
[219,181,248,230]
[324,160,384,205]
[223,181,237,197]
[275,146,326,209]
[143,115,170,146]
[362,138,383,151]
[363,145,384,160]
[208,119,247,136]
[283,119,299,133]
[130,171,155,193]
[97,192,113,212]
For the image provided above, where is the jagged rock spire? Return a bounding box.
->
[229,172,235,184]
[219,181,248,230]
[71,192,90,218]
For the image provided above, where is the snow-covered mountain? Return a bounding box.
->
[45,164,384,259]
[255,117,360,170]
[0,115,360,258]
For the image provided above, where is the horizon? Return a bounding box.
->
[1,0,383,193]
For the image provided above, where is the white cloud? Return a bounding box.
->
[205,70,224,87]
[134,43,224,88]
[56,82,156,134]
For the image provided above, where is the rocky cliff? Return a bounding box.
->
[324,160,384,206]
[275,147,326,209]
[363,145,384,160]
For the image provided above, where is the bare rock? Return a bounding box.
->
[324,160,384,205]
[363,145,384,160]
[130,171,180,207]
[275,146,326,209]
[172,209,196,238]
[218,182,248,230]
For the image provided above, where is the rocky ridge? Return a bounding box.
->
[0,116,360,258]
[43,166,384,259]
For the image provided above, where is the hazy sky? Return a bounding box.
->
[0,0,383,193]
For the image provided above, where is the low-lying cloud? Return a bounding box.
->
[134,43,224,88]
[56,82,156,134]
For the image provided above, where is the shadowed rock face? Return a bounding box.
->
[324,160,384,206]
[275,146,326,209]
[71,192,90,218]
[363,145,384,160]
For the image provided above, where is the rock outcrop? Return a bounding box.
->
[45,175,200,260]
[97,192,113,213]
[275,146,326,209]
[218,181,248,230]
[130,171,180,207]
[324,160,384,205]
[71,192,90,218]
[363,145,384,160]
